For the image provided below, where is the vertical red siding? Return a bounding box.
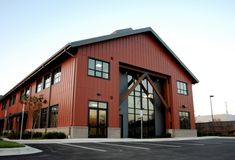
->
[74,33,195,129]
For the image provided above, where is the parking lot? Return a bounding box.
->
[2,138,235,160]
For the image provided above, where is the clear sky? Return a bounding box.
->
[1,0,235,116]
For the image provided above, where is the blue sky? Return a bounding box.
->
[1,0,235,116]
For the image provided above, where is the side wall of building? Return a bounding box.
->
[0,57,75,132]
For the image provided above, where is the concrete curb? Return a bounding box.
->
[11,136,227,144]
[0,145,42,156]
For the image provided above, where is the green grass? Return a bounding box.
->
[0,140,25,148]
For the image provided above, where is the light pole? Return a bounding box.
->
[140,109,143,139]
[209,95,214,122]
[20,104,25,140]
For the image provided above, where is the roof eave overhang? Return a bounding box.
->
[1,43,73,100]
[1,27,199,101]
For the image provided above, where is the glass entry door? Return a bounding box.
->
[88,101,108,138]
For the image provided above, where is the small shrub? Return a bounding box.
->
[32,132,43,139]
[22,131,31,139]
[43,132,66,139]
[5,131,20,139]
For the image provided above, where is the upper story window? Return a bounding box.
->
[44,74,51,89]
[36,78,43,93]
[179,111,191,129]
[88,58,109,79]
[20,86,30,101]
[25,86,30,96]
[53,67,61,84]
[1,100,7,110]
[177,81,188,95]
[9,95,16,106]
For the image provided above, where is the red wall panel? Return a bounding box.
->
[74,33,196,129]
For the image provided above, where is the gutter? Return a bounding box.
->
[1,44,72,101]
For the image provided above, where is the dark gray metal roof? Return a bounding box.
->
[1,27,198,101]
[69,27,199,84]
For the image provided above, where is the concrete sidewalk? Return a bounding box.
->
[0,145,42,156]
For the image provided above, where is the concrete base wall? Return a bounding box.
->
[167,129,197,137]
[27,126,89,138]
[70,126,88,138]
[108,128,120,138]
[27,127,70,135]
[28,126,121,138]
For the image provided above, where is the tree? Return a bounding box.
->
[21,95,47,138]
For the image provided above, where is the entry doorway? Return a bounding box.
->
[88,101,108,138]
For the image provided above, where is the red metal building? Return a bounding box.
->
[0,27,198,138]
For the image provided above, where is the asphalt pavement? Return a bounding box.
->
[1,137,235,160]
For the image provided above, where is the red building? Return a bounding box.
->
[0,27,198,138]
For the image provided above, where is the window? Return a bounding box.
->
[9,95,16,106]
[7,117,13,130]
[88,58,109,79]
[1,100,7,110]
[53,67,61,84]
[40,108,47,128]
[49,105,58,128]
[36,78,43,93]
[128,75,155,138]
[88,101,108,138]
[25,87,30,96]
[177,81,188,95]
[20,87,30,101]
[179,111,191,129]
[44,74,51,89]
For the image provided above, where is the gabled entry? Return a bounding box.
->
[119,67,171,138]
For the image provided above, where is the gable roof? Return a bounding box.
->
[1,27,198,100]
[68,27,199,84]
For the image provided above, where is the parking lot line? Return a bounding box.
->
[60,143,107,152]
[136,142,181,148]
[96,142,150,150]
[168,142,205,146]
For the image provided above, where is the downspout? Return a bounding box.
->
[64,49,76,138]
[45,73,52,134]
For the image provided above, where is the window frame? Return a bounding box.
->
[87,57,110,80]
[176,81,188,96]
[52,67,61,84]
[179,111,191,129]
[40,108,47,128]
[36,78,43,93]
[88,100,108,138]
[9,95,16,106]
[1,100,8,110]
[49,105,59,128]
[44,74,51,89]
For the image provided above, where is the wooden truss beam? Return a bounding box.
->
[146,74,170,111]
[120,73,146,104]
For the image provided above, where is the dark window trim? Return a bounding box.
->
[87,57,110,80]
[9,95,16,106]
[52,67,61,85]
[176,80,188,96]
[179,111,191,129]
[36,78,43,93]
[49,104,59,128]
[88,100,108,138]
[43,73,52,89]
[1,100,8,110]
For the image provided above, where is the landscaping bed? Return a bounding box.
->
[0,139,24,148]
